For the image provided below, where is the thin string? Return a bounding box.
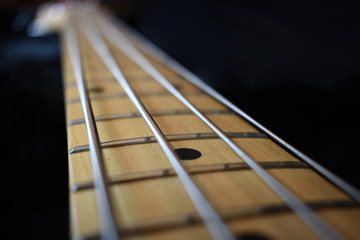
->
[78,8,235,240]
[64,14,120,240]
[113,12,360,203]
[95,11,345,240]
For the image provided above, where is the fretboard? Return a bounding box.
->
[62,5,360,240]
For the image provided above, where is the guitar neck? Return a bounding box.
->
[62,5,360,240]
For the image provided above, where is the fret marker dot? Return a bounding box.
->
[175,148,201,160]
[88,87,104,93]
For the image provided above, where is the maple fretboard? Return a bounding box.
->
[62,5,360,240]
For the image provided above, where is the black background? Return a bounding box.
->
[1,1,359,239]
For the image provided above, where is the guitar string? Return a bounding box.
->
[78,8,236,240]
[95,10,345,240]
[113,12,360,203]
[64,14,120,240]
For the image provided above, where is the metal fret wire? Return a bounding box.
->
[71,161,309,192]
[96,12,345,240]
[68,109,234,126]
[79,9,235,240]
[69,132,268,154]
[115,13,360,204]
[64,15,120,240]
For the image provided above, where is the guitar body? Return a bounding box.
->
[59,5,360,240]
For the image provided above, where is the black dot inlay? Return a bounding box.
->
[236,233,270,240]
[88,87,104,93]
[174,148,201,160]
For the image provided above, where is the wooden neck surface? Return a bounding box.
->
[63,8,360,240]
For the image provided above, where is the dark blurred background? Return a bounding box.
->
[1,0,359,239]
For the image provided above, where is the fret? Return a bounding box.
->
[68,117,152,148]
[68,113,259,149]
[67,91,206,104]
[79,200,360,240]
[70,132,268,154]
[65,62,180,82]
[77,44,201,91]
[72,161,309,192]
[66,78,116,88]
[65,76,193,88]
[69,109,235,126]
[81,81,209,102]
[65,71,201,103]
[112,53,179,80]
[66,79,202,101]
[67,92,230,122]
[68,97,137,122]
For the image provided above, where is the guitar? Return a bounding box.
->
[34,2,360,240]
